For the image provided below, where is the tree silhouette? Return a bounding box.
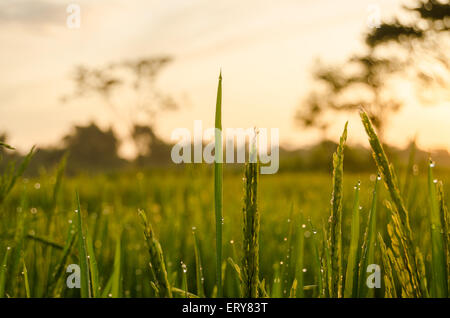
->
[296,0,450,137]
[62,123,125,172]
[62,56,177,158]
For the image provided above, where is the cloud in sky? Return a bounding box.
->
[0,0,67,28]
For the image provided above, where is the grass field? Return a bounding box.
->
[0,150,448,298]
[0,79,449,298]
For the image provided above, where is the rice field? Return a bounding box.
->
[0,78,448,298]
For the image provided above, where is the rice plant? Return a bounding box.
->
[241,160,260,298]
[0,80,449,300]
[214,71,223,297]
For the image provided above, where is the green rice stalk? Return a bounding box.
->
[111,236,122,298]
[295,213,305,298]
[101,275,113,298]
[48,220,76,296]
[51,152,68,213]
[281,205,295,297]
[0,141,15,150]
[377,234,397,298]
[360,110,423,297]
[227,257,242,283]
[26,234,64,250]
[192,228,205,297]
[289,279,297,298]
[384,206,420,297]
[87,234,100,298]
[436,181,449,295]
[344,181,361,298]
[0,247,11,298]
[322,223,332,298]
[271,263,282,298]
[76,192,91,298]
[427,159,448,297]
[0,146,35,204]
[241,161,260,298]
[328,122,347,298]
[22,258,30,298]
[9,195,27,295]
[308,220,323,297]
[258,279,269,298]
[358,175,380,297]
[138,209,172,297]
[171,287,199,298]
[402,139,416,197]
[181,261,188,298]
[214,71,224,297]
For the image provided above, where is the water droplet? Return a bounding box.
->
[302,268,307,273]
[280,261,284,265]
[433,179,438,184]
[301,224,306,229]
[283,237,287,241]
[191,226,196,231]
[430,162,435,168]
[230,240,234,244]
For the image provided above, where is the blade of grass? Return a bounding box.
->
[75,191,91,298]
[48,222,77,296]
[427,159,448,297]
[87,234,100,298]
[344,181,361,298]
[328,122,347,298]
[192,228,205,297]
[295,213,305,298]
[0,141,15,150]
[308,219,323,297]
[214,71,223,297]
[437,181,449,295]
[180,261,188,298]
[0,247,11,298]
[0,146,35,204]
[358,174,380,297]
[22,258,30,298]
[111,236,122,298]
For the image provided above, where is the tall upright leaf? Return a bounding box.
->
[358,175,380,297]
[0,247,11,298]
[214,71,223,297]
[427,159,448,297]
[328,122,347,298]
[76,192,91,298]
[344,181,361,298]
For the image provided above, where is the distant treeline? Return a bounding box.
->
[1,122,450,176]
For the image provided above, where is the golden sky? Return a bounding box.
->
[1,0,449,158]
